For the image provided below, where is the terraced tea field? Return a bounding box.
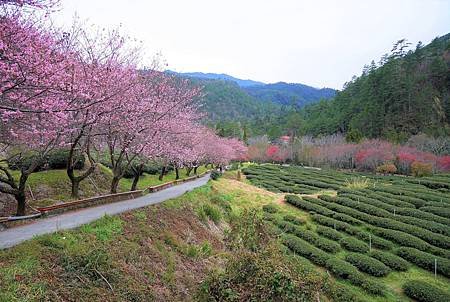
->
[243,164,450,302]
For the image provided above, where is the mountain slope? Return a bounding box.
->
[244,82,337,107]
[169,71,265,87]
[301,33,450,140]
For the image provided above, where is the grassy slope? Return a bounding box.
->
[0,172,344,302]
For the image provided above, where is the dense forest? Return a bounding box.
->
[174,33,450,142]
[301,34,450,142]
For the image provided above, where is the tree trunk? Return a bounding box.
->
[175,167,179,180]
[130,163,144,191]
[67,132,96,198]
[186,167,193,176]
[110,176,121,194]
[71,179,80,198]
[193,166,198,175]
[15,192,26,216]
[131,174,140,191]
[159,166,166,181]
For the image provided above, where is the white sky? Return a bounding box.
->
[54,0,450,89]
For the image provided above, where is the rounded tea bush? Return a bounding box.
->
[403,280,450,302]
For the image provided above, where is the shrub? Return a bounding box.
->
[403,280,450,302]
[262,204,278,213]
[316,225,344,241]
[283,214,305,225]
[339,237,369,253]
[47,149,85,170]
[210,170,222,180]
[202,204,222,224]
[7,154,46,171]
[283,234,330,266]
[369,250,409,271]
[411,161,433,177]
[395,247,450,278]
[325,258,385,296]
[376,163,397,174]
[278,221,341,253]
[345,253,391,277]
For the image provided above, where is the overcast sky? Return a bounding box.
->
[54,0,450,89]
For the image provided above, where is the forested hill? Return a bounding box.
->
[301,33,450,141]
[243,82,336,107]
[170,71,337,108]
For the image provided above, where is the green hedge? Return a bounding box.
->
[403,280,450,302]
[276,221,341,253]
[312,215,360,236]
[339,237,370,253]
[283,214,305,225]
[282,234,330,266]
[316,225,344,241]
[262,204,278,213]
[344,253,391,277]
[325,258,385,296]
[369,250,409,271]
[395,247,450,278]
[420,206,450,219]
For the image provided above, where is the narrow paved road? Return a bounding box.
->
[0,174,210,249]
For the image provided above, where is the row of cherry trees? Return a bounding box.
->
[0,1,247,215]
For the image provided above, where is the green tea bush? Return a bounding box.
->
[420,206,450,219]
[325,258,385,296]
[316,225,344,241]
[262,204,278,213]
[403,280,450,302]
[276,221,341,253]
[283,234,330,266]
[355,232,393,250]
[210,170,222,180]
[339,237,369,253]
[312,214,360,236]
[369,250,409,271]
[344,253,391,277]
[395,247,450,278]
[283,214,305,225]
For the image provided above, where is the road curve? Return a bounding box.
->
[0,174,210,249]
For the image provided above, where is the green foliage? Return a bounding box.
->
[344,253,391,277]
[283,214,305,225]
[262,203,278,213]
[346,128,363,143]
[411,161,433,177]
[300,34,450,138]
[369,250,409,271]
[339,237,370,253]
[200,203,222,224]
[395,247,450,278]
[403,280,450,302]
[210,170,222,180]
[47,149,85,170]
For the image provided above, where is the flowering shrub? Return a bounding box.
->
[376,164,397,174]
[438,156,450,172]
[411,161,433,177]
[355,140,394,171]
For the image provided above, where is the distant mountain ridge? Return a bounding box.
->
[168,70,337,107]
[167,71,265,87]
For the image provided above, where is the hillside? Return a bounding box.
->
[301,33,450,140]
[0,173,356,302]
[244,82,336,107]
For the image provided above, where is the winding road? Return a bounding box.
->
[0,174,210,249]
